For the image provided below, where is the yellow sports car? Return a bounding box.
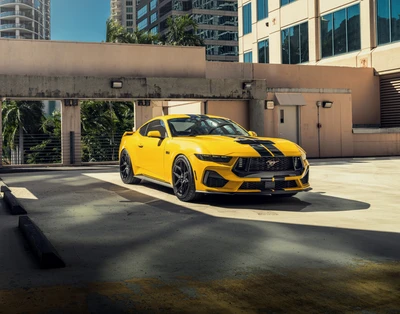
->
[119,114,311,202]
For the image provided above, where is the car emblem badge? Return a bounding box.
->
[266,160,279,167]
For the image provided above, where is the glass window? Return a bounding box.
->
[243,3,252,35]
[127,7,133,12]
[281,22,308,64]
[126,1,133,5]
[150,26,158,34]
[320,4,360,58]
[137,5,148,19]
[138,18,148,30]
[197,29,238,41]
[378,0,400,44]
[192,0,237,11]
[147,120,167,138]
[151,12,157,23]
[126,14,133,20]
[258,39,269,63]
[150,0,157,10]
[206,45,238,56]
[168,117,249,137]
[244,51,252,63]
[281,0,296,6]
[257,0,268,21]
[192,14,238,26]
[392,0,400,42]
[127,21,134,26]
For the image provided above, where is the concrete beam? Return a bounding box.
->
[0,75,267,100]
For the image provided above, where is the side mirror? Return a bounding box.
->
[248,131,258,137]
[147,130,162,138]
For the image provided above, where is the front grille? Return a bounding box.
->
[234,157,295,173]
[301,171,309,185]
[239,180,298,190]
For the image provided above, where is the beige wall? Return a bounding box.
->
[206,62,380,125]
[207,100,249,129]
[0,39,206,78]
[353,133,400,156]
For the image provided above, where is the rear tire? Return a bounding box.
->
[120,149,141,184]
[172,155,201,202]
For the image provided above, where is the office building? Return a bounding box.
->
[0,0,50,40]
[112,0,239,62]
[238,0,400,127]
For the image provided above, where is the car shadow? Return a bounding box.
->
[139,182,370,213]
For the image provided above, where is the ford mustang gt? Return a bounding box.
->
[119,114,311,202]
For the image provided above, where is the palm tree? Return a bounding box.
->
[106,18,159,44]
[2,100,44,164]
[163,15,204,46]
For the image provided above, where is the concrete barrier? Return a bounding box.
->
[18,216,66,269]
[1,186,27,215]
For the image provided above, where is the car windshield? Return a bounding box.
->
[167,117,249,137]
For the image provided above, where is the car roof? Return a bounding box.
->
[152,114,228,121]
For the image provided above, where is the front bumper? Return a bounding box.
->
[190,156,311,195]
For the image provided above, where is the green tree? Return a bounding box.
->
[163,15,204,46]
[106,18,159,44]
[81,101,134,162]
[2,100,44,164]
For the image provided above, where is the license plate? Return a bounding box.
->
[264,181,275,189]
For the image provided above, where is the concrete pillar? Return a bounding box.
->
[249,99,265,136]
[61,100,81,165]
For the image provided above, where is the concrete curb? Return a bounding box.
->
[1,185,27,215]
[18,216,66,269]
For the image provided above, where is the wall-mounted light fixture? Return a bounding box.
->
[322,101,333,108]
[265,100,274,110]
[242,82,253,90]
[111,80,123,89]
[64,99,79,106]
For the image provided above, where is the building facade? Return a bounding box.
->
[111,0,136,31]
[238,0,400,127]
[112,0,239,62]
[0,0,50,40]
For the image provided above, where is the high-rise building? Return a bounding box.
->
[0,0,50,40]
[238,0,400,127]
[111,0,239,62]
[111,0,136,33]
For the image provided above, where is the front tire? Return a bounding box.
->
[120,149,141,184]
[172,155,200,202]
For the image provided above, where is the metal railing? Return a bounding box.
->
[81,133,124,163]
[0,23,33,30]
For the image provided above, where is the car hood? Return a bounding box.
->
[175,135,302,157]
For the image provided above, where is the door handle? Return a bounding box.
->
[138,144,144,148]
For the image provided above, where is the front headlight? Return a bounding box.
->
[195,154,232,163]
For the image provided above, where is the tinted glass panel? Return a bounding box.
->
[321,14,333,57]
[333,9,346,55]
[244,51,252,63]
[300,22,308,62]
[281,28,290,64]
[258,39,269,63]
[206,45,238,56]
[192,0,237,11]
[193,14,238,26]
[391,0,400,42]
[377,0,390,45]
[243,3,252,35]
[347,4,361,52]
[197,29,238,41]
[257,0,268,20]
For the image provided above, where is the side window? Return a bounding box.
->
[146,120,168,138]
[139,122,149,136]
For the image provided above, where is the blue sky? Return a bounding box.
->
[51,0,110,42]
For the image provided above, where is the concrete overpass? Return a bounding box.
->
[0,39,267,166]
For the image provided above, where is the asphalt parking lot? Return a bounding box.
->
[0,157,400,313]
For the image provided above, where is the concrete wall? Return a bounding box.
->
[206,62,380,126]
[0,39,207,78]
[353,133,400,156]
[207,100,249,129]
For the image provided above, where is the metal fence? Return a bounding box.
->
[2,133,124,165]
[81,133,124,163]
[2,134,62,165]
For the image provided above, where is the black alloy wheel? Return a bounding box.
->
[172,155,200,202]
[120,149,141,184]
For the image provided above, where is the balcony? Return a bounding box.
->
[0,10,34,19]
[0,0,42,10]
[0,22,34,31]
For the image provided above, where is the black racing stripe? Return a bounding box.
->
[249,144,273,157]
[261,142,285,156]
